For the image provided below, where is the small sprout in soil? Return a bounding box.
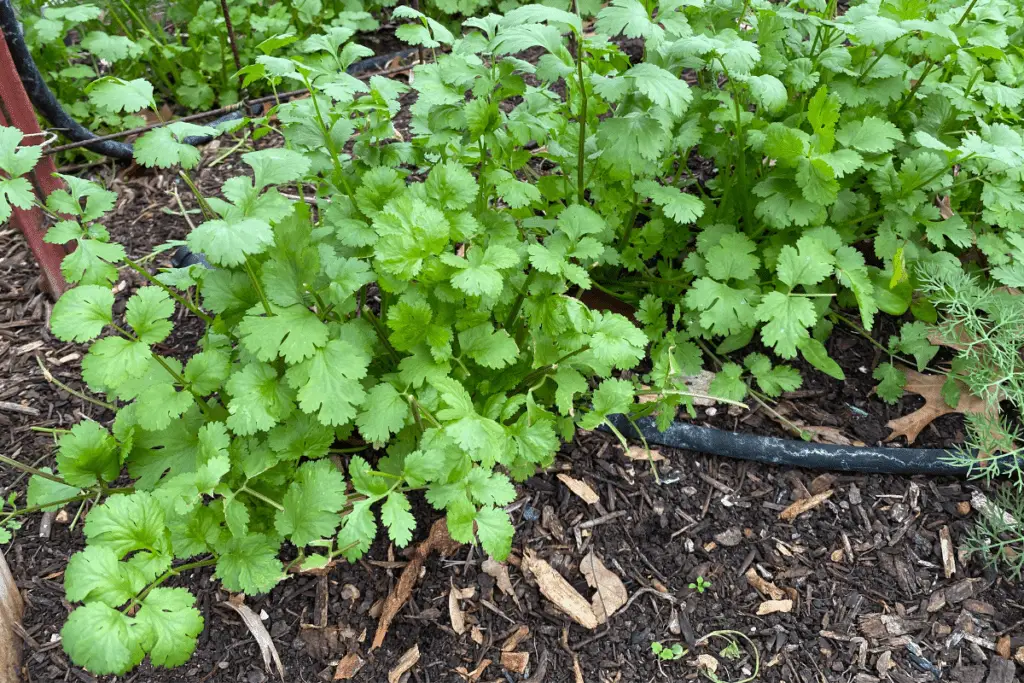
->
[719,640,742,661]
[689,576,711,594]
[650,641,686,661]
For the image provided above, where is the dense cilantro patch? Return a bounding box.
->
[4,0,1023,672]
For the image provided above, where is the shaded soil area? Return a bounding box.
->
[1,89,1021,683]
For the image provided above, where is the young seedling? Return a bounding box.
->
[689,576,711,594]
[650,641,686,661]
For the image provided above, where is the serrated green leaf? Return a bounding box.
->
[381,491,416,547]
[51,285,113,342]
[62,603,145,675]
[136,587,204,668]
[214,533,283,594]
[755,293,817,359]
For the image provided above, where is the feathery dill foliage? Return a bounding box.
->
[3,0,1024,672]
[919,267,1024,579]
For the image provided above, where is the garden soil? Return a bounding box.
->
[1,125,1021,683]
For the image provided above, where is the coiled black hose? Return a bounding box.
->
[605,415,971,475]
[0,0,416,158]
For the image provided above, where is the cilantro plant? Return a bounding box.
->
[20,16,650,672]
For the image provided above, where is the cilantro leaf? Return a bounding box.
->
[873,363,906,403]
[635,179,705,225]
[275,459,347,546]
[51,285,113,342]
[239,304,329,364]
[56,421,120,487]
[87,77,154,113]
[226,362,296,435]
[27,467,81,512]
[356,383,409,442]
[133,123,219,169]
[135,588,204,668]
[61,603,145,675]
[187,217,275,267]
[458,323,519,369]
[474,505,514,560]
[381,491,416,547]
[285,339,370,426]
[835,117,904,153]
[214,533,283,594]
[65,545,147,607]
[755,293,817,359]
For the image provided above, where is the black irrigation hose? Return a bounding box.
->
[0,0,417,158]
[604,414,972,475]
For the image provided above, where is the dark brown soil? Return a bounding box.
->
[2,87,1021,683]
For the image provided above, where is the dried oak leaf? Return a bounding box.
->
[885,369,996,444]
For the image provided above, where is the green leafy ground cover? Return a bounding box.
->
[1,0,1023,673]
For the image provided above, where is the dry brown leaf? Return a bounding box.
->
[388,644,420,683]
[936,194,954,220]
[501,625,530,652]
[623,445,666,462]
[220,595,285,680]
[886,370,997,444]
[334,653,365,680]
[500,651,530,674]
[756,599,793,615]
[455,658,491,682]
[522,551,598,629]
[482,558,519,607]
[779,490,833,522]
[470,626,484,645]
[373,519,462,650]
[557,474,600,505]
[449,580,467,635]
[580,551,628,624]
[697,654,719,675]
[744,568,784,601]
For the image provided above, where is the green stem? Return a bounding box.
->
[575,49,587,205]
[2,488,134,521]
[856,35,905,85]
[132,558,218,606]
[894,0,979,114]
[504,269,537,330]
[123,257,214,324]
[178,171,216,220]
[240,486,284,511]
[302,73,350,195]
[244,256,274,317]
[362,307,400,363]
[513,345,590,393]
[0,454,73,486]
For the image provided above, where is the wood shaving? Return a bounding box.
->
[756,599,793,615]
[623,445,666,462]
[779,490,833,522]
[455,658,491,682]
[500,651,529,674]
[333,653,365,680]
[745,568,785,601]
[522,551,598,629]
[501,625,530,652]
[482,558,519,608]
[388,644,420,683]
[449,580,467,635]
[556,474,600,505]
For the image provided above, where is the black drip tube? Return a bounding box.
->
[0,0,416,158]
[605,415,971,475]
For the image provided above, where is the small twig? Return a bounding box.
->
[578,510,627,529]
